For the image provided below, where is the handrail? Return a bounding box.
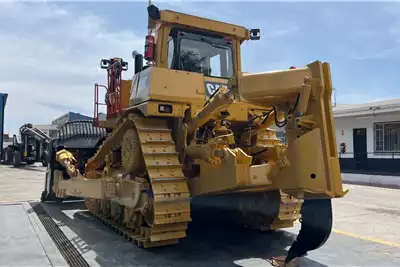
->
[106,64,122,117]
[93,58,127,126]
[94,84,108,127]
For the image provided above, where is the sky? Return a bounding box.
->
[1,0,400,134]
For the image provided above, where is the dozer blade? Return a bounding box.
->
[283,198,332,264]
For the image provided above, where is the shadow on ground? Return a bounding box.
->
[33,201,328,267]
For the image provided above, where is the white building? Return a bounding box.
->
[333,99,400,174]
[33,111,96,139]
[2,133,13,149]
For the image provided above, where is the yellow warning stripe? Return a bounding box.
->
[333,229,400,247]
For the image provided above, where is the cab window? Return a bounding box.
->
[179,37,233,78]
[167,36,174,68]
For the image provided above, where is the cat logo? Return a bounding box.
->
[204,81,229,97]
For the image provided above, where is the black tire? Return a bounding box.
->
[4,147,13,164]
[1,148,5,162]
[13,151,21,167]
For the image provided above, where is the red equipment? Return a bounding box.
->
[144,34,155,61]
[340,142,346,154]
[93,58,128,127]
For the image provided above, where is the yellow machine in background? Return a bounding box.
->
[48,4,347,265]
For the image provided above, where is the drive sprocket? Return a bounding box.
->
[121,128,145,173]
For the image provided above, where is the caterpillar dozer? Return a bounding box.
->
[46,4,347,266]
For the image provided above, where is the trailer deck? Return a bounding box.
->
[1,164,399,267]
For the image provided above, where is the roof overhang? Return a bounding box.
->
[334,104,400,119]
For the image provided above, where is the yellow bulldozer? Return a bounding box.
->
[44,4,347,266]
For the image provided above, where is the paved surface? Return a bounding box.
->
[342,173,400,189]
[0,202,68,267]
[0,164,399,266]
[332,184,400,246]
[0,203,51,266]
[0,163,46,202]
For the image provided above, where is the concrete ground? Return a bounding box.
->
[0,163,45,203]
[342,173,400,189]
[0,163,399,267]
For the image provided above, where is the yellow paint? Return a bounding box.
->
[158,9,250,40]
[333,229,400,247]
[52,4,348,249]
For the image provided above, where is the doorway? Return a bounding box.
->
[353,128,367,170]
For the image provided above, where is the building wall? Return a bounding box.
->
[52,113,69,126]
[334,112,400,175]
[2,133,12,149]
[33,124,59,139]
[68,112,93,122]
[52,112,93,126]
[334,112,400,159]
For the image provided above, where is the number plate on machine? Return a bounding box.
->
[158,104,173,114]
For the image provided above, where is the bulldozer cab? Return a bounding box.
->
[144,4,260,97]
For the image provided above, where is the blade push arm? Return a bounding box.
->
[236,61,346,199]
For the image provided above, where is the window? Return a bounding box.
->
[179,38,233,78]
[209,54,221,77]
[167,36,174,68]
[374,121,400,155]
